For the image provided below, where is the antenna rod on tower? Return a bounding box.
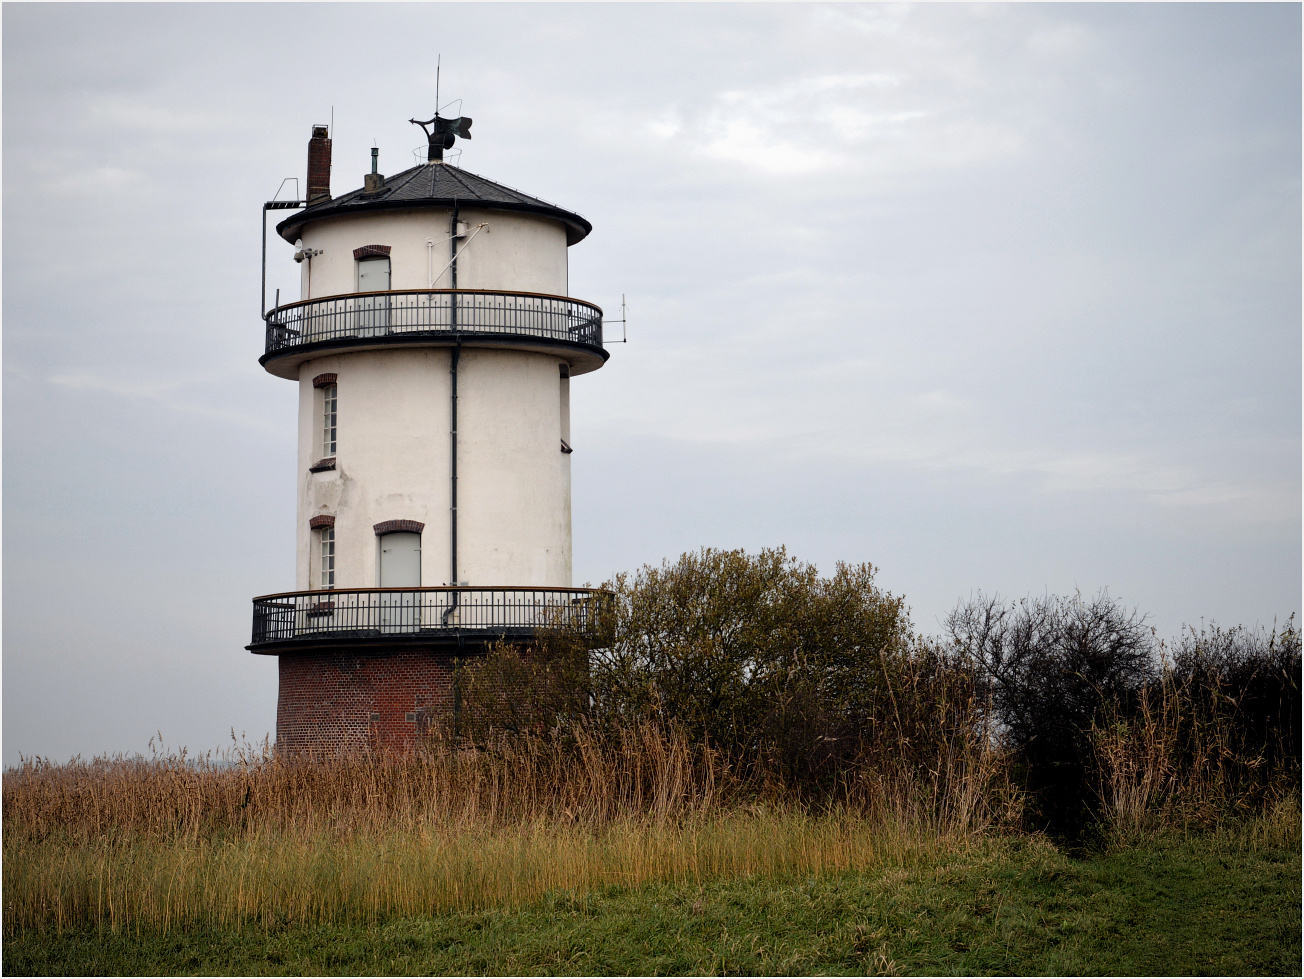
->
[410,64,472,164]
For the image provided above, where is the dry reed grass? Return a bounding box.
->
[3,723,1008,935]
[5,809,948,935]
[1093,665,1300,841]
[5,725,720,843]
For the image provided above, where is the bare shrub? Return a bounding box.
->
[946,590,1156,834]
[1168,618,1301,797]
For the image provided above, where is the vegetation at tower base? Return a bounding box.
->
[457,548,1302,839]
[457,548,1015,828]
[3,547,1300,975]
[946,592,1301,838]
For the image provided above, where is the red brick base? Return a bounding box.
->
[277,648,461,753]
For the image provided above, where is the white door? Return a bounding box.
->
[380,532,421,586]
[379,531,420,631]
[358,257,391,335]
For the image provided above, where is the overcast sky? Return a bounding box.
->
[4,3,1299,766]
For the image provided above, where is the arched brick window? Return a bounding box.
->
[311,375,337,468]
[310,516,335,590]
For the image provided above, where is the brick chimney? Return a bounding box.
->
[306,125,332,204]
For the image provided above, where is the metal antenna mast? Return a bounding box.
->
[410,65,472,163]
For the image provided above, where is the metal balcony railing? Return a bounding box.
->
[250,586,607,648]
[264,290,603,357]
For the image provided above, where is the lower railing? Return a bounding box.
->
[250,586,606,647]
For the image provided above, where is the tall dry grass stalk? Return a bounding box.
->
[5,725,719,843]
[1093,665,1298,840]
[1228,789,1302,851]
[843,646,1023,837]
[4,723,1009,935]
[4,810,945,935]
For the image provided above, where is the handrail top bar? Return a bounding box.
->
[269,288,602,317]
[252,585,613,602]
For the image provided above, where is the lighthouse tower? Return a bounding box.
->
[249,114,608,752]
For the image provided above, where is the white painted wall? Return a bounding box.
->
[295,347,572,590]
[294,204,568,300]
[283,180,588,592]
[457,347,572,586]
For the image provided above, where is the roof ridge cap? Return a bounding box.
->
[386,165,428,193]
[442,165,480,198]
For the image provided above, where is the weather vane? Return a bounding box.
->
[410,113,473,162]
[411,56,472,162]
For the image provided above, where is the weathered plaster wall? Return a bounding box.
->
[294,206,568,299]
[295,347,572,590]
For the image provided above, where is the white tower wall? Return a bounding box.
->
[295,345,573,590]
[276,165,594,597]
[295,207,568,299]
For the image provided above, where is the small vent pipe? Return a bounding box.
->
[364,147,384,193]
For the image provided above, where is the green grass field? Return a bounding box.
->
[7,833,1298,976]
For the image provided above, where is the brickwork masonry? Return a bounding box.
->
[277,649,461,753]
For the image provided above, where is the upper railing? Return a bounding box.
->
[249,585,608,650]
[263,289,603,358]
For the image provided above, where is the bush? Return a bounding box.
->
[945,591,1156,834]
[455,551,1296,838]
[1094,619,1301,836]
[455,549,1016,829]
[452,640,590,741]
[1167,619,1301,796]
[583,548,911,784]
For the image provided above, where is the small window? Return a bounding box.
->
[321,383,337,457]
[559,363,571,453]
[318,526,335,589]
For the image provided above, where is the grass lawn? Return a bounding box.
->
[6,833,1299,976]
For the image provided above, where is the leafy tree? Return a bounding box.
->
[586,547,913,783]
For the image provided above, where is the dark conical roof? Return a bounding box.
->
[276,162,592,245]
